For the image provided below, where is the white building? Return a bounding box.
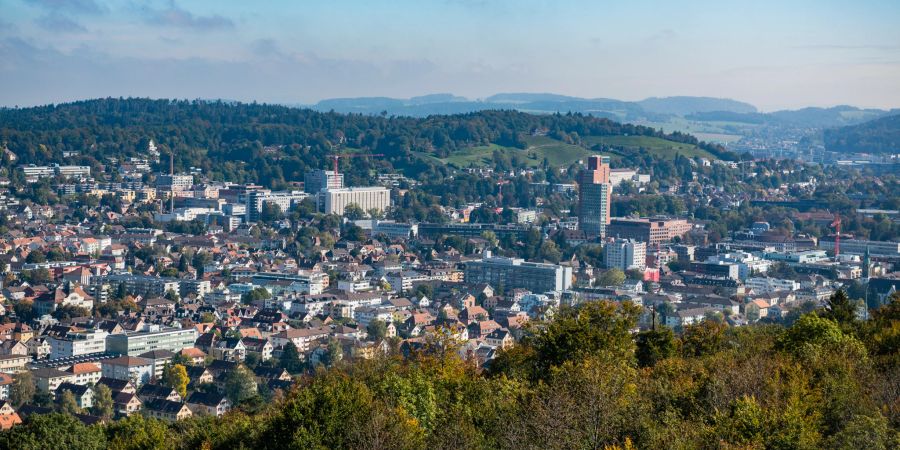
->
[605,238,647,271]
[246,190,308,222]
[373,221,418,240]
[745,277,801,294]
[321,187,391,216]
[49,330,109,360]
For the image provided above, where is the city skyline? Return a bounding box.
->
[1,0,899,110]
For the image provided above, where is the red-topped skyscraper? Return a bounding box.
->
[578,155,612,238]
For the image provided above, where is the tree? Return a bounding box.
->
[493,301,641,381]
[596,268,626,287]
[343,203,365,220]
[635,327,676,367]
[91,384,114,420]
[367,319,388,341]
[225,365,257,405]
[0,413,107,450]
[242,287,271,304]
[10,371,35,407]
[823,289,858,327]
[260,201,283,222]
[58,390,82,415]
[26,250,46,264]
[280,341,303,373]
[163,363,189,398]
[680,320,728,357]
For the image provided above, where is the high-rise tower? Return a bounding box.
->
[578,155,612,238]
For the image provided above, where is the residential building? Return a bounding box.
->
[101,356,154,387]
[578,155,612,238]
[143,398,192,422]
[246,190,308,222]
[605,238,647,271]
[101,274,181,298]
[185,391,231,417]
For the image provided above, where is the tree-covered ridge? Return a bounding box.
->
[824,113,900,154]
[0,98,735,187]
[3,292,899,450]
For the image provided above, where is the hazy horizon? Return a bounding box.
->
[2,0,899,111]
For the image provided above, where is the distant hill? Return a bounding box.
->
[824,113,900,154]
[309,93,752,121]
[770,106,893,128]
[637,96,757,115]
[0,98,736,189]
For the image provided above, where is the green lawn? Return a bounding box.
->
[425,133,715,169]
[582,135,716,160]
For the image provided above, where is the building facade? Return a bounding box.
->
[321,187,391,216]
[304,170,344,193]
[605,239,648,271]
[464,252,573,293]
[106,328,199,357]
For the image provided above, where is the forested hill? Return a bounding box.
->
[824,113,900,154]
[0,98,735,187]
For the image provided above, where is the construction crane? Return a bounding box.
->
[830,215,842,258]
[328,153,384,176]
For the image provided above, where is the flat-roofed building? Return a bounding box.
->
[106,327,198,357]
[321,187,390,216]
[607,217,692,245]
[464,252,572,293]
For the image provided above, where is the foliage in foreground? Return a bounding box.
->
[3,294,900,450]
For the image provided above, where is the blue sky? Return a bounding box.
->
[1,0,899,110]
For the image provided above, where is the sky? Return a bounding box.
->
[1,0,899,111]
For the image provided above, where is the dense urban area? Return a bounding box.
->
[0,98,898,449]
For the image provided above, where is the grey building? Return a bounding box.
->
[464,252,572,293]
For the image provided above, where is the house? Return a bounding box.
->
[484,328,513,349]
[0,373,13,400]
[185,391,231,417]
[32,367,75,392]
[56,382,94,409]
[0,339,28,357]
[65,362,102,386]
[185,365,214,387]
[137,383,182,403]
[0,354,29,373]
[179,347,207,365]
[0,401,22,430]
[270,327,331,352]
[211,338,246,362]
[241,337,273,361]
[96,377,136,395]
[101,356,154,387]
[469,320,501,339]
[142,398,192,422]
[252,366,291,384]
[32,282,94,316]
[137,349,175,380]
[26,337,51,359]
[113,391,142,417]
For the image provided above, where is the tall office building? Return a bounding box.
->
[578,155,612,238]
[304,170,344,193]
